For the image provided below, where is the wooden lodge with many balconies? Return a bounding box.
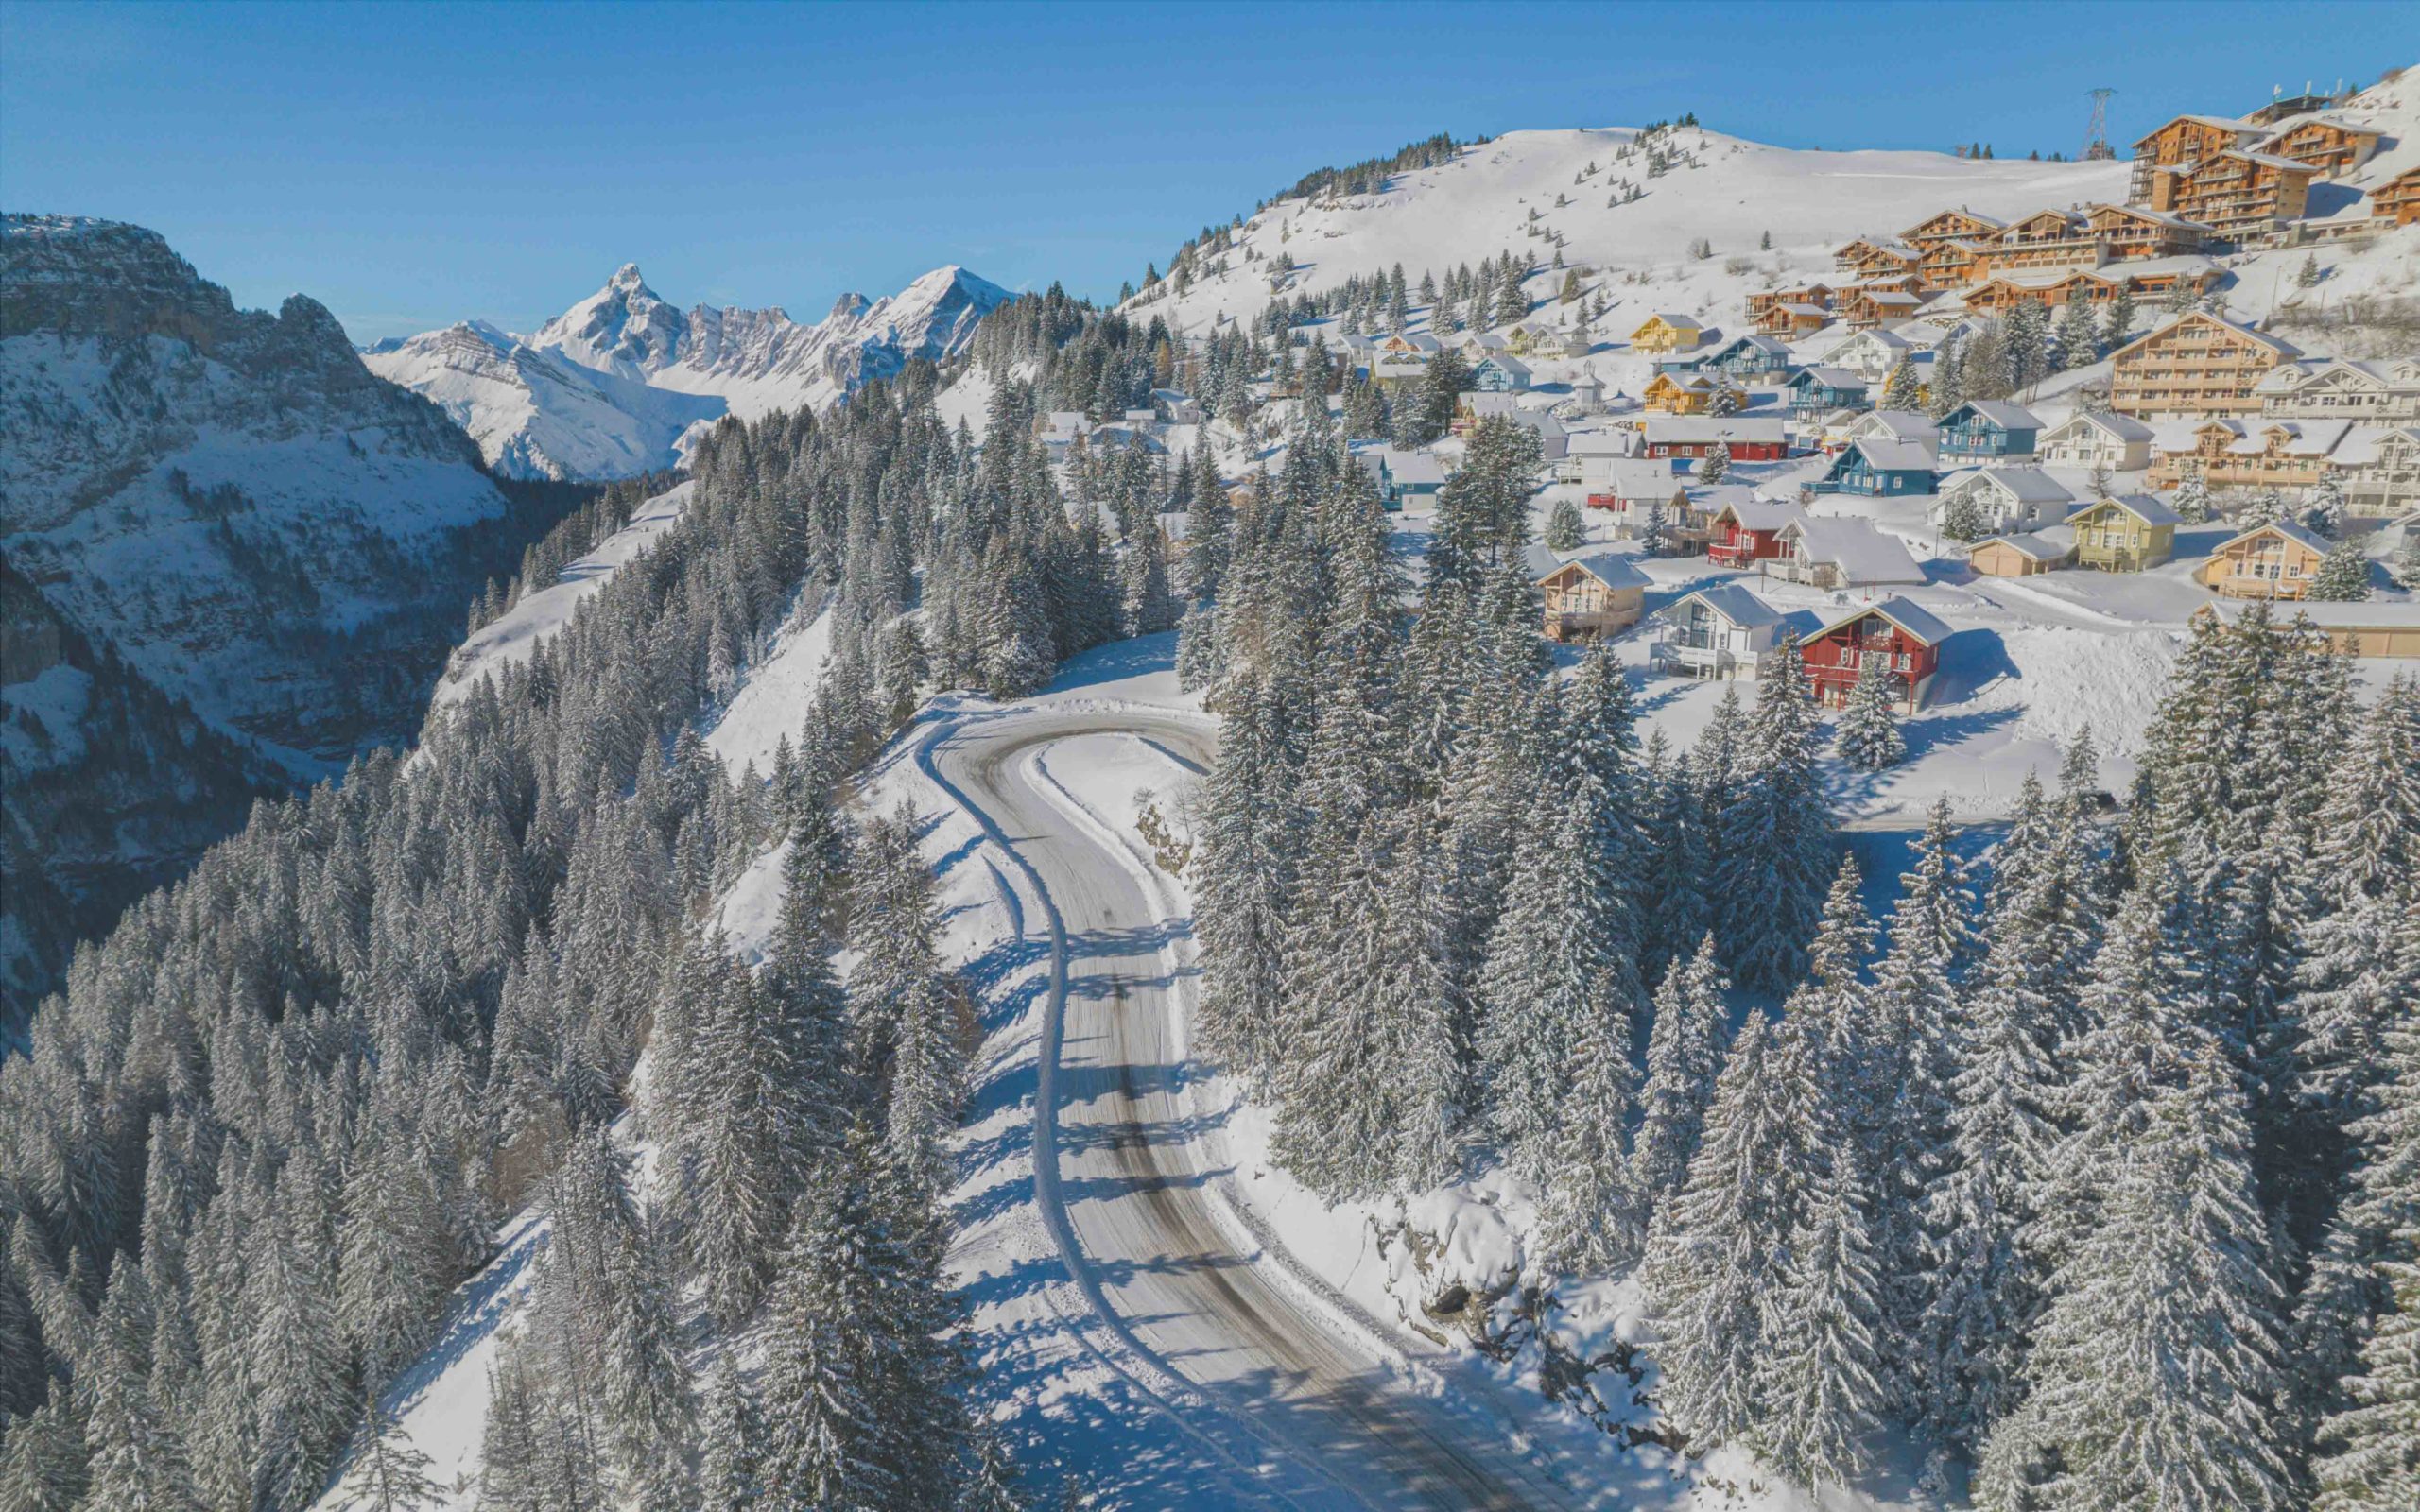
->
[2109,311,2302,419]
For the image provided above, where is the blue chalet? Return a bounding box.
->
[1469,354,1534,393]
[1703,334,1796,385]
[1936,400,2044,461]
[1816,438,1939,496]
[1788,365,1871,416]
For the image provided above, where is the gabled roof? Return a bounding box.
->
[2215,519,2332,556]
[2076,492,2183,527]
[1712,333,1793,357]
[1977,532,2072,562]
[2221,148,2317,175]
[1476,353,1534,377]
[1709,497,1802,531]
[1940,466,2075,505]
[1792,365,1870,389]
[2086,201,2208,230]
[1816,594,1954,645]
[1587,459,1686,496]
[2131,113,2259,149]
[1636,312,1705,332]
[1838,438,1939,473]
[1645,416,1788,443]
[1944,399,2044,431]
[2045,410,2155,442]
[2112,311,2303,365]
[1537,551,1653,591]
[1783,518,1928,585]
[1668,584,1785,630]
[1847,410,1942,442]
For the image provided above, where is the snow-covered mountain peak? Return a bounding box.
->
[608,261,648,292]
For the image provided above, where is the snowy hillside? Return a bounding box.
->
[361,319,723,481]
[371,262,1014,479]
[0,215,544,1013]
[1138,126,2130,335]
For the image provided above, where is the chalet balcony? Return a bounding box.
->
[1651,636,1741,679]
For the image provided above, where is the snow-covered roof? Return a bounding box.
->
[1566,429,1634,457]
[1848,410,1941,442]
[1977,532,2071,562]
[1371,447,1445,486]
[1843,438,1940,472]
[1588,459,1685,496]
[1711,496,1801,531]
[2114,312,2303,364]
[2201,599,2420,630]
[2045,410,2154,442]
[1646,416,1788,443]
[1839,329,1912,352]
[1668,583,1786,629]
[1941,466,2074,504]
[2224,148,2315,175]
[1818,593,1954,644]
[2082,492,2184,527]
[1478,353,1533,377]
[2088,202,2209,230]
[1784,517,1927,584]
[1537,551,1653,591]
[1639,312,1704,331]
[1794,365,1869,388]
[1947,400,2042,431]
[2331,425,2420,465]
[2219,519,2333,555]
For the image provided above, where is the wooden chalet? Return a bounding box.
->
[1816,438,1938,497]
[1933,466,2074,535]
[1975,209,2102,275]
[2109,311,2302,419]
[1832,239,1922,279]
[1826,328,1915,385]
[1963,269,2117,315]
[2086,203,2213,261]
[1469,354,1533,392]
[1841,409,1941,447]
[1842,287,1923,329]
[1748,284,1834,317]
[2374,164,2420,228]
[2194,520,2334,599]
[2068,492,2182,571]
[2036,411,2154,471]
[1630,313,1708,354]
[1771,517,1929,588]
[2149,149,2316,239]
[2334,426,2420,513]
[1534,552,1651,642]
[1705,497,1801,569]
[2256,359,2420,423]
[1641,370,1743,415]
[1642,416,1789,461]
[1936,400,2044,461]
[2148,418,2347,493]
[2196,598,2420,658]
[1650,584,1787,681]
[1702,334,1796,384]
[1900,208,2005,252]
[1968,531,2075,576]
[1799,596,1953,711]
[1788,366,1870,415]
[2128,113,2262,202]
[1756,301,1834,337]
[1581,457,1687,520]
[1922,240,1991,287]
[2258,115,2383,179]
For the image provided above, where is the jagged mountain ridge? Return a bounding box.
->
[0,214,567,1015]
[368,261,1012,479]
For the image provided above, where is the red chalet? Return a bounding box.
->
[1706,498,1802,569]
[1641,416,1790,461]
[1800,596,1954,712]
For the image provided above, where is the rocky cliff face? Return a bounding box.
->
[0,215,566,1016]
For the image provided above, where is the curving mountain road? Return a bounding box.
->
[925,707,1596,1512]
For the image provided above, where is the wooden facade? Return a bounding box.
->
[2194,521,2331,599]
[1641,371,1743,415]
[1536,555,1650,642]
[2068,493,2181,571]
[1799,598,1950,711]
[2148,420,2337,492]
[2128,113,2260,201]
[2196,600,2420,658]
[2086,203,2212,261]
[1705,500,1799,568]
[1899,209,2005,251]
[2259,117,2381,179]
[2150,150,2315,238]
[1968,533,2074,576]
[2374,165,2420,228]
[2109,312,2300,419]
[1630,314,1707,353]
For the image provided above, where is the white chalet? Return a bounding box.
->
[1932,467,2077,535]
[2256,358,2420,424]
[2034,411,2155,472]
[1769,516,1928,589]
[1651,584,1789,680]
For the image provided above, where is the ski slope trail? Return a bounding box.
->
[925,706,1596,1512]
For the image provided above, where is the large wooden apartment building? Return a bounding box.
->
[2147,148,2317,238]
[2109,311,2302,419]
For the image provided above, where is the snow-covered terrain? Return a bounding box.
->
[361,320,723,481]
[368,262,1013,479]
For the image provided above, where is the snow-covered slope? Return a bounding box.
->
[372,263,1014,479]
[1140,126,2130,334]
[0,215,535,1013]
[362,319,723,481]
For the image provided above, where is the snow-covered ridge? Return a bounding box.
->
[368,261,1012,480]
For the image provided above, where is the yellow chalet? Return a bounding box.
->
[2195,519,2332,600]
[1641,370,1744,415]
[2068,492,2184,572]
[1534,551,1652,642]
[1630,313,1707,354]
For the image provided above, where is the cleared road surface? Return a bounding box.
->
[926,708,1595,1512]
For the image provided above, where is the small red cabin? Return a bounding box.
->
[1641,417,1789,461]
[1705,499,1801,569]
[1800,596,1953,712]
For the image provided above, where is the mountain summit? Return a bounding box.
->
[369,262,1012,480]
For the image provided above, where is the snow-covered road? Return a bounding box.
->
[925,706,1597,1512]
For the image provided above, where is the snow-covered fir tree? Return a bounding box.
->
[1834,657,1908,771]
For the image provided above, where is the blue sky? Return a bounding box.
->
[4,1,2405,341]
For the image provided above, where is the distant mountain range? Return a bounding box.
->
[365,262,1012,480]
